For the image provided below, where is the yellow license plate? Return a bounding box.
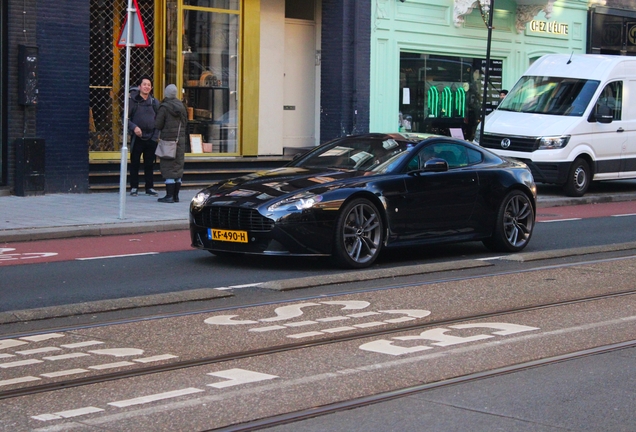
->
[209,229,248,243]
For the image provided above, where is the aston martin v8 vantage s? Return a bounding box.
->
[190,133,536,268]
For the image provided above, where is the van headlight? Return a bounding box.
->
[538,135,570,150]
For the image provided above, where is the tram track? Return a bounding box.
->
[211,339,636,431]
[3,283,636,402]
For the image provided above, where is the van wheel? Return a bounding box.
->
[563,158,590,197]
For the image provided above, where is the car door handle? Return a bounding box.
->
[617,127,624,133]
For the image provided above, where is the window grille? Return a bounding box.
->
[89,0,155,152]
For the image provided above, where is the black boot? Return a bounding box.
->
[158,184,175,203]
[173,182,181,203]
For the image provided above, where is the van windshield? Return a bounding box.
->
[498,76,600,116]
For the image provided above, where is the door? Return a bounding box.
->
[283,13,316,149]
[592,81,624,180]
[620,80,636,178]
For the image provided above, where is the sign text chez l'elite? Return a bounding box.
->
[528,20,569,37]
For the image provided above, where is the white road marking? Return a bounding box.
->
[207,368,278,389]
[33,406,104,421]
[538,218,582,223]
[385,317,416,323]
[89,361,135,370]
[43,353,90,361]
[612,213,636,217]
[287,331,323,339]
[316,316,350,322]
[133,354,178,363]
[17,347,62,355]
[347,312,380,318]
[353,322,387,328]
[61,341,104,349]
[249,325,286,332]
[0,376,40,387]
[0,359,43,368]
[285,321,317,327]
[108,388,204,408]
[379,309,432,319]
[41,369,88,378]
[0,353,14,359]
[260,303,321,322]
[0,339,28,350]
[321,326,356,333]
[88,348,144,357]
[20,333,65,342]
[321,301,370,310]
[76,252,159,260]
[204,315,259,325]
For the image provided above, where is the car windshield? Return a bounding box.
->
[498,76,600,116]
[291,136,416,173]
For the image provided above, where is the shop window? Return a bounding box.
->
[399,53,503,141]
[183,0,239,10]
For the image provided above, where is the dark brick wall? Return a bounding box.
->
[320,0,371,143]
[36,0,90,193]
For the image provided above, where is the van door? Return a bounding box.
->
[591,81,624,180]
[620,80,636,178]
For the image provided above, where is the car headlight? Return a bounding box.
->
[538,135,570,150]
[190,191,211,211]
[268,193,323,212]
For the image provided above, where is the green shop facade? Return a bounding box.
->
[370,0,588,141]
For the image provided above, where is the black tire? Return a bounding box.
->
[563,158,590,197]
[331,198,383,268]
[483,190,534,253]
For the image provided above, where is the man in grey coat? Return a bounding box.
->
[155,84,188,203]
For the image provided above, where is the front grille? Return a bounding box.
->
[481,134,538,153]
[195,207,274,232]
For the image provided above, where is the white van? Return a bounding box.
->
[475,54,636,196]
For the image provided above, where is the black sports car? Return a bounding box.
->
[190,133,536,268]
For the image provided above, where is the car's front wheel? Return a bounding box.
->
[483,190,535,253]
[332,198,383,268]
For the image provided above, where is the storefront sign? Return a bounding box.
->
[528,20,569,37]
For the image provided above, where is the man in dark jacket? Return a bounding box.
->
[127,75,159,196]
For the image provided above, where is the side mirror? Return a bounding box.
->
[423,158,449,172]
[596,105,613,124]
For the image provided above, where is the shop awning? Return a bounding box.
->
[454,0,556,33]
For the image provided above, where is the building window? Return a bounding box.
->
[399,53,503,141]
[285,0,314,21]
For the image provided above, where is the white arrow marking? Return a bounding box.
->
[0,376,40,387]
[204,315,259,325]
[395,328,493,347]
[207,368,278,388]
[451,323,540,335]
[88,348,144,357]
[321,301,370,310]
[0,359,43,368]
[109,388,204,408]
[359,340,434,356]
[379,309,432,318]
[260,303,321,322]
[20,333,65,342]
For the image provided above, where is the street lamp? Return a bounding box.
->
[479,0,495,143]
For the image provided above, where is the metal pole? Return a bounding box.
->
[119,0,134,219]
[479,0,495,142]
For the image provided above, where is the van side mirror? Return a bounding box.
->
[596,105,613,124]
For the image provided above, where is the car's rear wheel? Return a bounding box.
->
[563,158,590,197]
[332,198,383,268]
[483,190,534,253]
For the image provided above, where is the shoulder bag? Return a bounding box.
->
[155,122,181,160]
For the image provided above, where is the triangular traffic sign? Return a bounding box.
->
[116,0,149,48]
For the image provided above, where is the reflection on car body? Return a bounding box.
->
[190,133,537,268]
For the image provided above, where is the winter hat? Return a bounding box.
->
[164,84,178,99]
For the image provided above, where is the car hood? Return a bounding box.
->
[202,167,369,208]
[486,110,582,137]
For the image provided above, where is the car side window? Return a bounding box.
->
[406,142,482,171]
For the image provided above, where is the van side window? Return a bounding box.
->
[594,81,622,121]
